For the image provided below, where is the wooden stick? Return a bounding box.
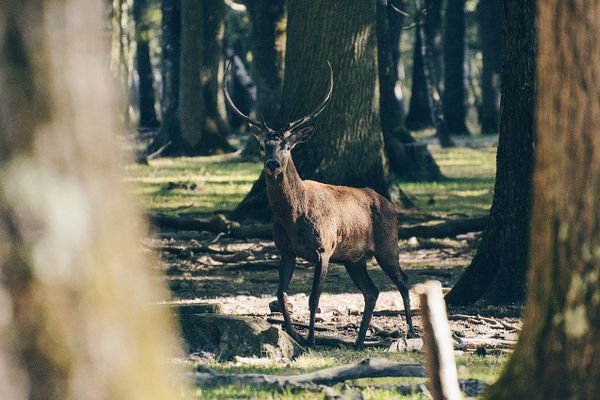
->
[415,280,462,400]
[194,358,424,389]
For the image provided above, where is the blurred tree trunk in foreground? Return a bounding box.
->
[0,1,185,399]
[488,2,600,398]
[478,0,502,133]
[442,0,470,135]
[233,0,409,220]
[241,0,286,159]
[378,0,443,181]
[446,0,535,305]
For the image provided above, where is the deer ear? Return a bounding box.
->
[288,125,315,147]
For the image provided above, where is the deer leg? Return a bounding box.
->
[277,254,302,343]
[307,253,329,348]
[344,260,379,349]
[377,257,417,338]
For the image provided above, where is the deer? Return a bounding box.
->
[223,63,416,348]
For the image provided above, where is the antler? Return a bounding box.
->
[223,62,269,130]
[285,61,334,133]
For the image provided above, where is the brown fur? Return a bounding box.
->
[265,151,416,347]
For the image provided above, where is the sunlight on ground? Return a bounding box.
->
[130,137,501,399]
[126,137,497,219]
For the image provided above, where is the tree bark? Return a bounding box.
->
[378,0,443,181]
[487,1,600,398]
[478,0,502,134]
[442,0,470,135]
[149,0,182,154]
[133,0,159,129]
[419,0,455,148]
[406,6,434,130]
[423,0,443,88]
[241,0,286,159]
[201,0,234,153]
[233,0,403,220]
[147,0,233,156]
[0,1,185,399]
[178,0,205,152]
[445,0,535,305]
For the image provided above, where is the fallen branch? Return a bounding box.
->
[399,216,487,239]
[194,358,425,389]
[149,214,487,240]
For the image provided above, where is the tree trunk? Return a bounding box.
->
[378,0,443,181]
[133,0,159,129]
[147,0,232,156]
[388,0,406,113]
[478,0,502,134]
[0,1,185,399]
[201,0,234,153]
[178,0,205,152]
[233,0,404,220]
[405,8,434,131]
[442,0,470,135]
[149,0,182,154]
[420,0,454,148]
[424,0,443,88]
[445,0,535,305]
[241,0,286,159]
[487,1,600,398]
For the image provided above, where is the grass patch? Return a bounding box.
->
[125,155,261,215]
[193,349,506,399]
[126,139,496,219]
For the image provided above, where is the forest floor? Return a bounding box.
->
[128,134,521,399]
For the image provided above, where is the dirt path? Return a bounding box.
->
[148,227,521,350]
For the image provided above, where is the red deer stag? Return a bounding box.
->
[224,63,416,348]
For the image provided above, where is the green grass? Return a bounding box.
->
[128,138,501,398]
[126,139,497,219]
[194,349,506,399]
[401,144,497,217]
[125,154,261,215]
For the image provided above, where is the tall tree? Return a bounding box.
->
[420,0,454,147]
[244,0,286,127]
[445,0,535,305]
[423,0,443,86]
[487,2,600,398]
[147,0,232,156]
[478,0,502,133]
[202,0,233,148]
[378,0,443,181]
[233,0,404,220]
[178,0,205,152]
[405,5,434,130]
[241,0,286,158]
[133,0,159,128]
[442,0,470,134]
[0,0,185,399]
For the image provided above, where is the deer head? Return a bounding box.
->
[224,62,333,176]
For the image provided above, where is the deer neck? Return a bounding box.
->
[265,158,305,223]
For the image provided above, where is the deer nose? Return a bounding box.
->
[265,159,281,172]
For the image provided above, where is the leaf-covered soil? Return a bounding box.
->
[132,135,521,397]
[149,227,521,353]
